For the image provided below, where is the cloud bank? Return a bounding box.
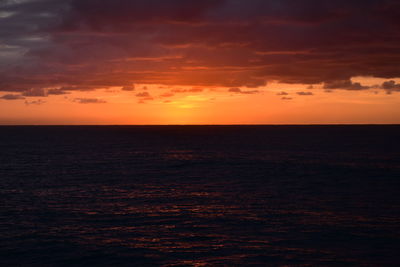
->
[1,0,400,97]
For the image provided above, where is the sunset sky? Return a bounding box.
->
[1,0,400,124]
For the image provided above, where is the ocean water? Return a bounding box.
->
[0,125,399,266]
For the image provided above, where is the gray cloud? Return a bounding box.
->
[135,91,154,103]
[122,85,135,91]
[382,80,400,91]
[136,92,151,98]
[228,87,259,94]
[0,94,25,100]
[296,91,314,96]
[323,80,370,90]
[73,98,107,104]
[277,91,289,96]
[47,88,70,95]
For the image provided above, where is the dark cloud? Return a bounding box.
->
[1,0,400,96]
[296,91,314,96]
[281,97,293,101]
[136,92,151,98]
[47,88,70,95]
[20,87,69,97]
[122,85,135,91]
[0,94,25,100]
[66,0,223,28]
[382,80,400,92]
[135,91,154,103]
[74,98,107,104]
[323,80,370,90]
[277,92,289,96]
[228,88,259,94]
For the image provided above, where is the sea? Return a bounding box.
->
[0,126,399,266]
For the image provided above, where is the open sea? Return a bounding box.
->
[0,125,399,266]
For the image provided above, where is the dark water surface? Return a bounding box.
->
[0,126,399,266]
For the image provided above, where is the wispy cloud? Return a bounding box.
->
[228,88,260,95]
[73,98,107,104]
[296,92,314,96]
[0,94,25,100]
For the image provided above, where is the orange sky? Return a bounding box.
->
[1,77,399,125]
[1,1,400,124]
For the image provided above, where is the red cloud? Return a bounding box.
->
[1,0,399,97]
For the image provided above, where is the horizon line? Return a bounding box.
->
[1,123,400,126]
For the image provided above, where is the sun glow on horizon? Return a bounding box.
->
[1,78,400,125]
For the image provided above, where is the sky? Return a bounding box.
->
[1,0,400,125]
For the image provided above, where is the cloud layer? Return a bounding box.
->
[1,0,400,97]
